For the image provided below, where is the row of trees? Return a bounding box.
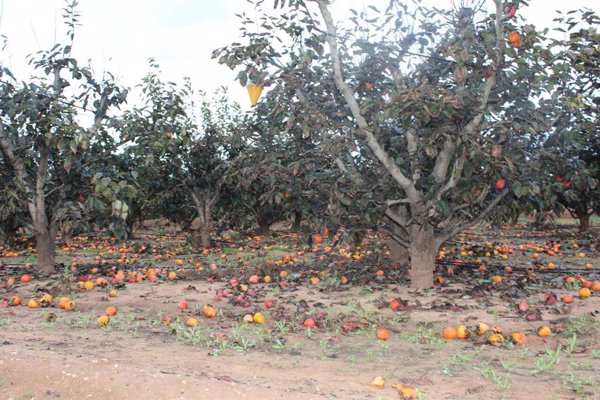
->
[0,0,598,287]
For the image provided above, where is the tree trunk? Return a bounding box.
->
[408,225,439,288]
[190,189,215,249]
[578,213,590,234]
[257,223,271,236]
[199,225,211,248]
[388,239,409,267]
[291,210,302,231]
[35,229,56,275]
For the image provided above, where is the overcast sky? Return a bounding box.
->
[1,0,598,110]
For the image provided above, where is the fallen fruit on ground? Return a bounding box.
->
[510,331,527,345]
[395,383,418,399]
[488,333,504,346]
[253,312,266,324]
[376,327,390,341]
[369,376,385,389]
[27,298,39,308]
[303,318,316,328]
[106,306,118,316]
[98,316,110,326]
[537,326,552,337]
[185,317,199,328]
[203,305,217,318]
[442,326,457,339]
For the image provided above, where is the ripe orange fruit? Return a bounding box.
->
[488,333,504,346]
[185,317,199,328]
[395,383,418,399]
[98,315,110,326]
[105,306,118,316]
[10,295,22,306]
[477,322,491,336]
[108,289,118,297]
[456,325,469,339]
[303,318,316,328]
[507,31,521,48]
[83,281,95,291]
[582,280,593,289]
[253,312,266,324]
[578,287,591,298]
[376,327,390,341]
[203,305,217,318]
[20,274,32,283]
[592,281,600,292]
[310,276,320,285]
[27,298,40,308]
[167,271,177,280]
[369,376,385,389]
[62,300,76,311]
[389,299,401,311]
[537,326,552,337]
[495,178,506,190]
[248,275,260,284]
[375,269,385,277]
[263,275,272,283]
[492,275,502,284]
[562,294,574,304]
[510,331,527,345]
[442,327,457,339]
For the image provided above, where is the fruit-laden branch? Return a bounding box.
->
[315,0,421,205]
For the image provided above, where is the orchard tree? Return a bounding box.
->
[225,88,343,237]
[217,0,552,287]
[119,62,246,248]
[0,1,127,273]
[538,9,600,233]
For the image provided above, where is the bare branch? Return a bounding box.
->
[431,139,455,184]
[440,188,509,241]
[381,227,410,248]
[384,207,411,228]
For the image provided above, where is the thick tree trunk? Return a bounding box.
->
[35,230,56,274]
[578,213,590,234]
[388,239,410,267]
[199,225,211,248]
[408,225,439,289]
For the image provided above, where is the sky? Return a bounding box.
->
[1,0,599,111]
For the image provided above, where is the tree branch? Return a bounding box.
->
[315,0,421,204]
[431,138,455,184]
[440,188,509,241]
